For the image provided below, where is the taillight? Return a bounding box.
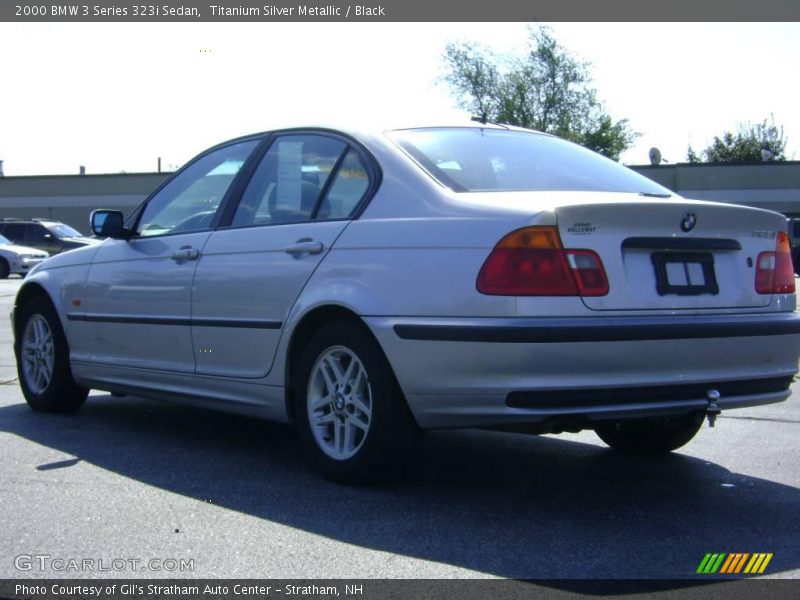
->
[477,226,608,296]
[755,231,795,294]
[565,250,609,296]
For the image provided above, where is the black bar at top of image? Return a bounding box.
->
[1,579,800,600]
[2,0,800,22]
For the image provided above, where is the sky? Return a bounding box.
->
[0,22,798,176]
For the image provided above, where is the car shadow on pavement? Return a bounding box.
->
[2,393,799,587]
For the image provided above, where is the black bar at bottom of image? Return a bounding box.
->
[2,579,800,600]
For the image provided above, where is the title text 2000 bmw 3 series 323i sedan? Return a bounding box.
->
[13,124,800,482]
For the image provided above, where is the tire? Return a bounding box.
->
[595,412,704,454]
[294,321,419,484]
[16,296,88,412]
[0,258,10,279]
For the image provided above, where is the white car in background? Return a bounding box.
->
[13,124,800,483]
[0,234,49,278]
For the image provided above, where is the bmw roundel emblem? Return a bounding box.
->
[680,211,697,232]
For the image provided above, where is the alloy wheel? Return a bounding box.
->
[307,346,372,460]
[21,314,55,394]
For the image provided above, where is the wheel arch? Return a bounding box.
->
[283,304,391,424]
[13,282,58,345]
[14,280,89,412]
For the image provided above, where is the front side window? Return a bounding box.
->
[47,223,82,238]
[137,139,259,237]
[388,127,672,196]
[232,135,346,227]
[27,224,51,244]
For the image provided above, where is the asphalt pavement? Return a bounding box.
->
[1,276,799,581]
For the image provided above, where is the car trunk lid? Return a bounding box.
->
[554,198,786,311]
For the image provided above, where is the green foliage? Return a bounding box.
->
[686,116,787,163]
[686,146,702,164]
[441,26,638,161]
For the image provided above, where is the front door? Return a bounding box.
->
[80,138,260,372]
[27,223,63,255]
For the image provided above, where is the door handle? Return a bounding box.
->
[284,239,323,256]
[171,246,200,261]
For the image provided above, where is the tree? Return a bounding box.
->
[686,116,787,163]
[441,27,638,161]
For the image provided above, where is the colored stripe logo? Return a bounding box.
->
[696,553,773,574]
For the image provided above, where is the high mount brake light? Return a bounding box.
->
[755,231,795,294]
[477,227,609,297]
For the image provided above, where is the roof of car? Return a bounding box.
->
[322,121,546,137]
[212,122,550,153]
[0,218,61,224]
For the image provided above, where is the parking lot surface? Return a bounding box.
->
[1,276,799,580]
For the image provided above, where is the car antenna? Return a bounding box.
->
[470,115,509,129]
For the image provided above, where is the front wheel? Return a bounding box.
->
[595,412,704,454]
[16,296,88,412]
[294,321,419,484]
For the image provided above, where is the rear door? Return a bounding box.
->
[191,133,374,378]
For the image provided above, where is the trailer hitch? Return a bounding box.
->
[706,389,721,427]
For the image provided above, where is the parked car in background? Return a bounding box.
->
[0,218,99,255]
[787,217,800,275]
[0,234,48,278]
[12,124,800,483]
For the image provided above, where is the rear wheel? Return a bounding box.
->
[16,296,88,412]
[0,258,10,279]
[595,412,704,454]
[294,321,419,483]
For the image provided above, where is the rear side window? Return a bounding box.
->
[319,150,371,219]
[232,135,347,227]
[389,127,672,195]
[0,223,27,243]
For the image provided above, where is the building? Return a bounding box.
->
[0,173,168,234]
[633,161,800,218]
[1,162,799,235]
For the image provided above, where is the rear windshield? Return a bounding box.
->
[388,127,671,195]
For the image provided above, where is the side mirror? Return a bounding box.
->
[91,210,128,239]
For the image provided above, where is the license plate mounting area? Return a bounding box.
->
[651,251,719,296]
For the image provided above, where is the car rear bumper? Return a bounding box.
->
[364,312,800,428]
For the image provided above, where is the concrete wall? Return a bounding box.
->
[0,173,169,234]
[1,161,800,235]
[630,161,800,217]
